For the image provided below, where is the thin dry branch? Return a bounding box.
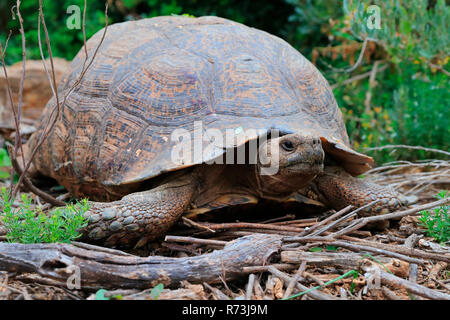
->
[267,266,338,300]
[12,1,109,201]
[363,265,450,300]
[365,144,450,157]
[330,37,378,73]
[330,63,388,89]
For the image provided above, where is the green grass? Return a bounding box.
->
[418,190,449,244]
[0,187,89,243]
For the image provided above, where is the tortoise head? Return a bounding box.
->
[256,133,324,198]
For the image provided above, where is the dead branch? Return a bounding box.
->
[282,261,307,299]
[267,266,338,300]
[363,265,450,300]
[308,200,380,237]
[363,60,382,113]
[280,250,393,269]
[330,37,378,73]
[329,240,441,265]
[164,235,227,248]
[12,1,109,200]
[200,221,305,233]
[298,205,353,237]
[332,198,450,238]
[381,287,405,300]
[242,263,296,274]
[245,274,256,300]
[330,63,388,89]
[365,144,450,157]
[0,234,281,290]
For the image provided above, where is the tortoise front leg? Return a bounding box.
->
[81,175,196,247]
[310,166,414,216]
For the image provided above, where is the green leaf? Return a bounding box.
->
[150,283,164,300]
[95,289,110,300]
[309,247,323,252]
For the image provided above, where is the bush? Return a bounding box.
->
[0,188,89,243]
[418,190,449,244]
[288,0,449,162]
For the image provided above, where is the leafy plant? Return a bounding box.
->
[0,187,89,244]
[0,148,11,179]
[418,190,449,244]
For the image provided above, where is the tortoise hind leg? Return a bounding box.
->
[81,174,196,247]
[310,166,416,217]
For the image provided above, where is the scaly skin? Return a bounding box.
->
[81,175,196,247]
[309,166,411,215]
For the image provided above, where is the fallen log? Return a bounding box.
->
[0,234,282,290]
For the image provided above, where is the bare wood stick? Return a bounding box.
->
[245,274,256,300]
[260,214,296,224]
[303,271,325,286]
[331,63,388,89]
[363,265,450,300]
[201,221,305,233]
[365,144,450,157]
[203,283,230,300]
[325,220,366,239]
[298,205,353,237]
[242,264,296,274]
[329,240,426,265]
[309,200,380,237]
[181,216,215,233]
[283,261,307,299]
[347,240,450,264]
[381,287,405,300]
[274,219,318,227]
[431,278,450,292]
[12,0,27,169]
[13,2,109,199]
[331,37,378,73]
[40,193,70,211]
[342,198,450,231]
[267,266,338,300]
[0,30,23,192]
[280,250,393,269]
[427,262,448,288]
[403,234,419,283]
[363,60,382,113]
[164,235,226,247]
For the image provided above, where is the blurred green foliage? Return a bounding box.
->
[0,0,448,163]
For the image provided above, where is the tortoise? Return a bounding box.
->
[22,16,410,247]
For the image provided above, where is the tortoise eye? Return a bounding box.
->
[281,140,295,152]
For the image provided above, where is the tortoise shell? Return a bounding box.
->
[27,16,373,200]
